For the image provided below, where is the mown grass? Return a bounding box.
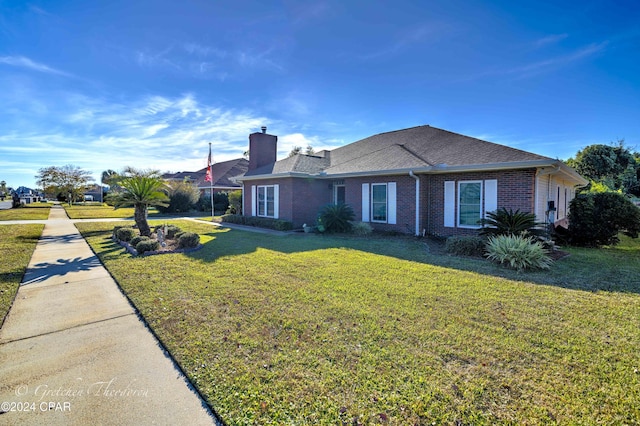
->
[0,205,51,221]
[77,220,640,425]
[0,224,44,323]
[64,204,208,219]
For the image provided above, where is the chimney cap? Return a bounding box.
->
[261,126,267,134]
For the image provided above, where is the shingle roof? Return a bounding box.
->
[163,158,248,188]
[245,153,330,176]
[324,125,550,174]
[243,125,554,178]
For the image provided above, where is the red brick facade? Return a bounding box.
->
[244,168,537,236]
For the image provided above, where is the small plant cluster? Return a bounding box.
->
[220,214,294,231]
[444,208,554,271]
[112,224,200,255]
[303,204,373,236]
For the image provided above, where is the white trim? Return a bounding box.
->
[484,179,498,217]
[388,182,397,225]
[361,183,370,222]
[457,180,483,229]
[251,185,256,217]
[273,184,279,219]
[444,181,455,227]
[371,183,388,223]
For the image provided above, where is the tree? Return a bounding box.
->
[112,175,169,236]
[567,140,639,195]
[288,145,315,157]
[35,165,94,202]
[0,180,6,200]
[567,192,640,246]
[157,179,200,213]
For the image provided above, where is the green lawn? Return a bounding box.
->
[0,224,44,322]
[0,205,51,221]
[64,204,208,219]
[77,220,640,425]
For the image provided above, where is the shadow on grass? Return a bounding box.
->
[185,227,640,295]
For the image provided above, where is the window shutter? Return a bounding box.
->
[362,183,370,222]
[251,185,256,216]
[273,184,279,219]
[388,182,397,224]
[484,179,497,217]
[444,181,455,227]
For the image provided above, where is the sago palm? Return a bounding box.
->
[479,208,544,237]
[113,176,169,236]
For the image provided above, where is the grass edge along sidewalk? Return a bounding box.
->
[77,219,640,425]
[0,224,44,324]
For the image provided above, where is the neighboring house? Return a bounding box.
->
[238,125,588,236]
[84,184,104,202]
[15,186,42,204]
[162,158,248,197]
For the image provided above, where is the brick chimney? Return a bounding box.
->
[248,126,277,171]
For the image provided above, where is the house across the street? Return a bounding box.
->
[163,158,248,197]
[238,125,587,236]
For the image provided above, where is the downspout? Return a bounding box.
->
[409,171,420,236]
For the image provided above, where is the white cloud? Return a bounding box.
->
[0,55,73,77]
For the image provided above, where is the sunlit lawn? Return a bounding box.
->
[0,204,51,221]
[77,220,640,425]
[0,224,44,322]
[64,204,209,219]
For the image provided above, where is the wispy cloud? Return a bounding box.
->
[0,56,73,77]
[532,33,568,48]
[506,41,608,79]
[360,25,440,60]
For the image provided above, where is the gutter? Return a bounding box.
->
[409,171,420,236]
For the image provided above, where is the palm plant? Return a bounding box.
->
[479,208,544,237]
[319,203,355,233]
[113,176,169,236]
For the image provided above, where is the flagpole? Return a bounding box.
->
[209,142,214,219]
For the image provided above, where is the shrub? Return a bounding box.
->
[136,239,159,254]
[227,190,242,214]
[157,180,200,213]
[351,221,373,236]
[177,232,200,249]
[479,208,544,237]
[220,214,293,231]
[318,204,355,233]
[115,227,136,242]
[568,192,640,246]
[130,235,150,246]
[445,236,486,256]
[485,235,553,271]
[196,192,229,214]
[165,225,182,239]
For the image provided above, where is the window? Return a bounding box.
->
[371,183,387,222]
[334,185,345,205]
[257,185,276,218]
[458,181,482,227]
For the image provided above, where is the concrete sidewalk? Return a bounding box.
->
[0,205,218,425]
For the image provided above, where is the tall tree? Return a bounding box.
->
[35,165,94,202]
[112,175,169,236]
[567,140,639,195]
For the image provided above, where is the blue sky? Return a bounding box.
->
[1,0,639,189]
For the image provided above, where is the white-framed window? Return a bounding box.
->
[458,181,482,227]
[256,185,277,218]
[361,182,396,224]
[444,179,497,228]
[371,183,387,222]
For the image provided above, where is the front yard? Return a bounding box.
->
[77,220,640,425]
[0,224,44,322]
[0,204,51,221]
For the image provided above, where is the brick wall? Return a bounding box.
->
[426,169,536,237]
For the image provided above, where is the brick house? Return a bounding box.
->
[238,125,587,236]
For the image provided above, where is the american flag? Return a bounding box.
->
[205,143,213,182]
